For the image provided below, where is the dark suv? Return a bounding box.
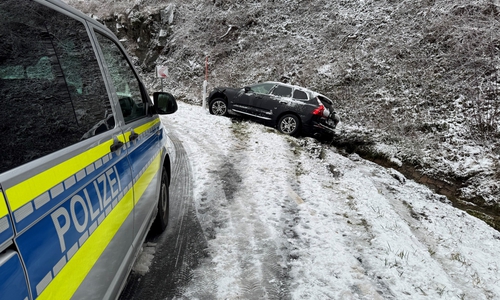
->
[207,81,340,136]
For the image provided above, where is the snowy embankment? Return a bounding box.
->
[159,101,500,299]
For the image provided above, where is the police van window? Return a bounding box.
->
[95,33,146,123]
[0,0,111,174]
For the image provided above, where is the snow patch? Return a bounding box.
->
[132,243,157,275]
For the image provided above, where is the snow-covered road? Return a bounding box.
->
[128,101,500,299]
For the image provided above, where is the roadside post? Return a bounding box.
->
[202,56,208,110]
[156,65,168,92]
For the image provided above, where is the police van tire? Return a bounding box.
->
[155,167,169,232]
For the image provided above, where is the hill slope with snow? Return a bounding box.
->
[65,0,500,227]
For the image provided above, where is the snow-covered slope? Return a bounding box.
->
[65,0,500,227]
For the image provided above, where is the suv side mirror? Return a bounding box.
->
[153,92,178,114]
[244,86,251,93]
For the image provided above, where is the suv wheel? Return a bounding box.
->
[278,114,300,136]
[209,98,228,116]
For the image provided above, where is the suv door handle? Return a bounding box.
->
[110,139,124,152]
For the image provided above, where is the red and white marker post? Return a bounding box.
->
[202,56,209,110]
[156,65,168,92]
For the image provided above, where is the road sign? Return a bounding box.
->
[156,65,168,78]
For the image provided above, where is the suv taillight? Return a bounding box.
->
[312,105,325,116]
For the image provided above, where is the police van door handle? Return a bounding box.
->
[110,139,124,152]
[129,131,139,141]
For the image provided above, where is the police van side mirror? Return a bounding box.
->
[153,92,178,114]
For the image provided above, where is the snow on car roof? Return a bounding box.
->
[261,81,331,100]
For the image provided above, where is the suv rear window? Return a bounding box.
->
[293,89,308,100]
[0,1,111,173]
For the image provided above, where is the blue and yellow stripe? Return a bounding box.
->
[38,151,161,300]
[6,139,116,213]
[3,118,163,300]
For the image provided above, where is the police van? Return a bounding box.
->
[0,0,179,299]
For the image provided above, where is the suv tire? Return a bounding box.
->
[209,98,228,116]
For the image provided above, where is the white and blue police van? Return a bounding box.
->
[0,0,179,299]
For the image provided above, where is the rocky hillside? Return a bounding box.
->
[67,0,500,227]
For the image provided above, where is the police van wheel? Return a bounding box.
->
[155,167,169,232]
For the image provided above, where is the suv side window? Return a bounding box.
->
[95,33,146,123]
[293,89,308,100]
[0,0,111,174]
[249,83,275,94]
[271,85,292,97]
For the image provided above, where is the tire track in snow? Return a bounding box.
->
[167,117,293,299]
[225,124,295,300]
[284,142,391,299]
[119,132,208,300]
